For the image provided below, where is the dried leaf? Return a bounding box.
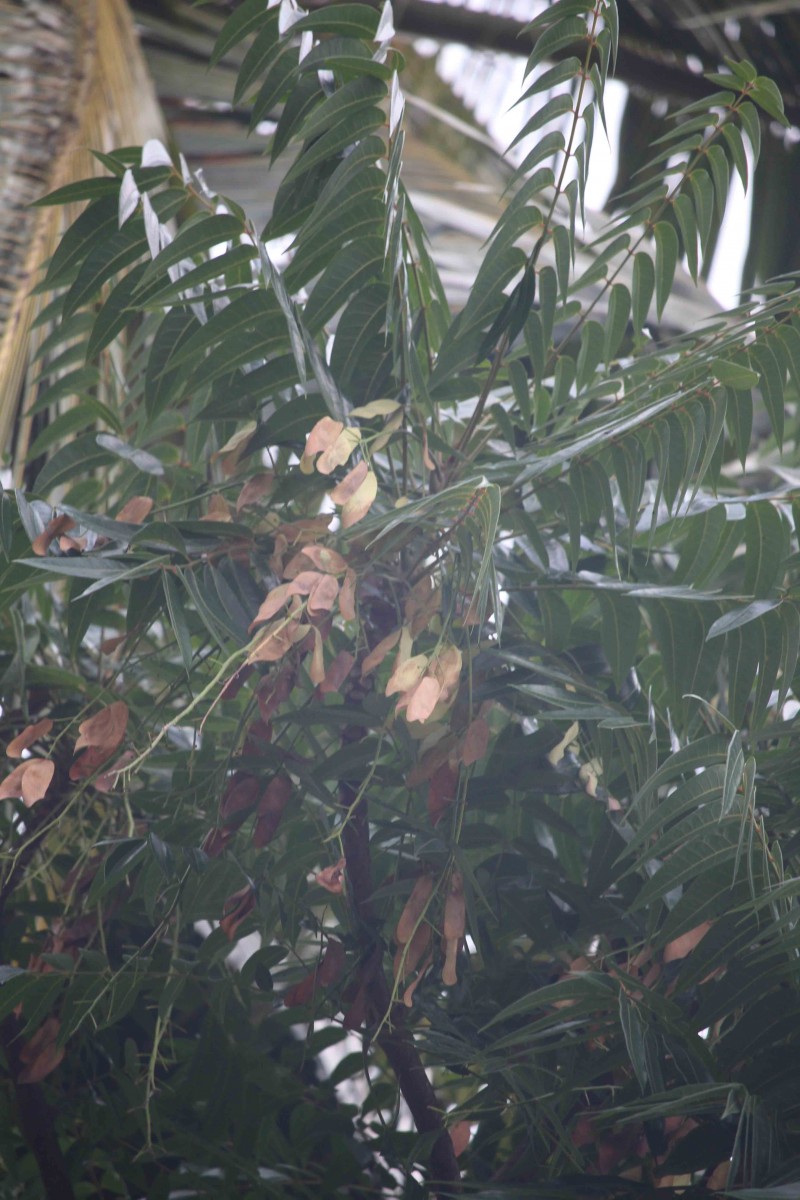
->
[32,513,75,556]
[115,496,154,523]
[250,583,293,628]
[339,568,357,621]
[430,644,462,702]
[405,575,441,636]
[404,675,443,723]
[74,701,129,755]
[248,619,298,663]
[22,760,55,807]
[428,762,459,827]
[341,469,377,528]
[284,544,348,578]
[0,758,52,806]
[342,979,369,1030]
[257,666,295,721]
[317,938,346,986]
[302,417,343,468]
[395,874,434,944]
[202,827,231,859]
[444,871,465,940]
[253,773,292,847]
[219,663,255,701]
[442,936,459,986]
[663,921,713,963]
[202,493,233,520]
[450,1121,472,1157]
[99,634,126,654]
[421,428,437,472]
[18,1017,64,1084]
[221,773,260,822]
[319,650,355,695]
[394,920,432,983]
[236,473,274,513]
[308,627,326,684]
[220,885,256,941]
[7,718,53,758]
[315,856,346,894]
[460,716,490,766]
[361,628,401,676]
[307,572,339,614]
[283,968,317,1007]
[94,751,135,793]
[329,460,368,504]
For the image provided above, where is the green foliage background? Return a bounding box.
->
[2,2,800,1197]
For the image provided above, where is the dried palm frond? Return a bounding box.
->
[0,0,165,479]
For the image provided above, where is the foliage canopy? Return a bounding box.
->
[2,2,800,1197]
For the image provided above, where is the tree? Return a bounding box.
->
[2,2,800,1197]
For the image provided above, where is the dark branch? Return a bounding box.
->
[339,742,461,1196]
[0,1015,77,1200]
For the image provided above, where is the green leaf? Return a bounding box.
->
[721,122,748,190]
[62,226,147,320]
[211,0,269,66]
[138,214,246,286]
[292,4,381,38]
[42,195,119,290]
[631,252,654,336]
[653,221,679,319]
[598,591,640,687]
[673,193,699,283]
[33,435,115,496]
[750,76,790,126]
[713,360,759,389]
[706,599,781,640]
[603,283,631,364]
[743,501,786,597]
[95,435,165,477]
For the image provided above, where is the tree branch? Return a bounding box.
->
[0,1015,77,1200]
[339,757,461,1196]
[0,776,77,1200]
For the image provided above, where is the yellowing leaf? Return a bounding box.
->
[217,420,257,456]
[385,653,428,697]
[308,626,326,684]
[349,399,401,419]
[304,417,343,460]
[341,469,377,528]
[316,428,360,475]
